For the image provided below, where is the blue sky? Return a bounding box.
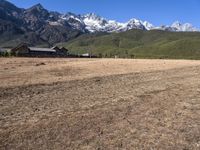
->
[9,0,200,27]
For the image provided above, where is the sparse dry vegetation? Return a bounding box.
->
[1,58,200,149]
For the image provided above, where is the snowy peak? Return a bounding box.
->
[171,21,198,32]
[171,21,182,28]
[33,3,44,9]
[125,19,146,30]
[81,13,108,32]
[142,21,154,30]
[27,3,45,12]
[83,13,105,22]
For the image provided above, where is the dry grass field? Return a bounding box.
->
[1,58,200,149]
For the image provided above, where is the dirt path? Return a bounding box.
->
[0,58,200,149]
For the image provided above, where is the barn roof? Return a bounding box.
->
[51,46,60,49]
[29,47,56,52]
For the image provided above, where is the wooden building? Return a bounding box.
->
[11,44,69,57]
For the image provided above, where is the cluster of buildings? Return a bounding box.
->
[0,43,97,58]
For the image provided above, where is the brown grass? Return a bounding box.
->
[0,58,200,88]
[0,58,200,149]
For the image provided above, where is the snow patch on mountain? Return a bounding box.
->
[48,21,62,26]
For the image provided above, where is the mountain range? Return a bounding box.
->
[0,0,199,47]
[79,13,199,33]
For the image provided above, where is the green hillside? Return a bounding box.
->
[58,29,200,59]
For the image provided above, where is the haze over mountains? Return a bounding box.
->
[0,0,199,47]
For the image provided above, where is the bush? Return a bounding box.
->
[4,51,10,57]
[10,51,16,56]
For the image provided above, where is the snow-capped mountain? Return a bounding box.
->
[79,13,153,32]
[47,12,155,33]
[81,13,108,32]
[153,21,199,32]
[171,21,199,32]
[65,13,199,33]
[0,0,199,46]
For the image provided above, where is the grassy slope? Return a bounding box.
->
[58,30,200,59]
